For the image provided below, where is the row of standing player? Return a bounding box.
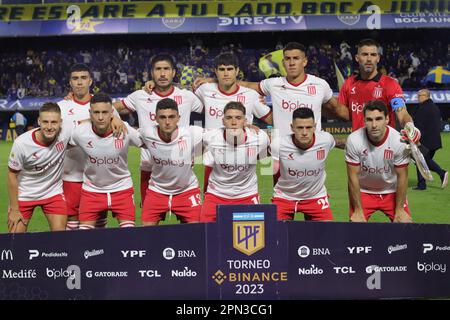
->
[7,39,422,232]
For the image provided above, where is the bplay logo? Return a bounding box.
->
[417,261,447,274]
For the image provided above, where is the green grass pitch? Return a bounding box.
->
[1,134,449,233]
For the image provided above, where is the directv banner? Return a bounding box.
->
[0,14,449,36]
[2,91,450,112]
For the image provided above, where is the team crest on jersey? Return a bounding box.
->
[384,149,394,160]
[316,149,325,160]
[174,96,183,105]
[373,86,383,99]
[178,138,187,151]
[55,141,65,152]
[237,95,246,104]
[114,138,124,149]
[307,85,316,95]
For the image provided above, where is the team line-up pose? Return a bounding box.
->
[8,39,428,233]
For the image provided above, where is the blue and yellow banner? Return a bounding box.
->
[0,1,448,21]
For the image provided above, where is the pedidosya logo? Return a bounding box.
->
[232,212,265,256]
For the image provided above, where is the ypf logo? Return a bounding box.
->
[232,212,265,256]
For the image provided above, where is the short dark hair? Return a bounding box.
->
[91,92,112,105]
[292,107,314,121]
[224,101,246,115]
[40,102,61,115]
[151,54,175,70]
[69,63,91,76]
[358,39,379,49]
[156,98,179,113]
[363,100,388,117]
[214,53,239,69]
[283,42,307,55]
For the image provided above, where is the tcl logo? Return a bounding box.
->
[334,266,356,274]
[347,246,372,254]
[351,101,364,114]
[208,107,224,119]
[121,250,146,258]
[139,270,162,278]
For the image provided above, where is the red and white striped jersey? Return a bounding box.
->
[203,128,269,199]
[195,83,271,129]
[8,126,72,201]
[70,122,142,193]
[259,75,333,137]
[345,126,410,194]
[58,98,91,182]
[272,131,335,200]
[140,126,204,195]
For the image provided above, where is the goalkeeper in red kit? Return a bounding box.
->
[338,38,421,145]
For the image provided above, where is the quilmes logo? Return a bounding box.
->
[1,249,13,260]
[233,212,265,256]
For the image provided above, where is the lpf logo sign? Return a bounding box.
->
[232,212,265,256]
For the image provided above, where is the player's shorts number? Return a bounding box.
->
[188,194,201,207]
[317,197,329,210]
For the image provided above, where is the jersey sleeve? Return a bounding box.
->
[344,135,360,165]
[270,138,280,161]
[203,149,215,167]
[258,78,273,96]
[8,141,24,171]
[193,83,206,103]
[188,90,204,113]
[321,79,334,103]
[394,143,410,167]
[257,130,270,160]
[386,78,405,101]
[127,124,144,147]
[338,78,350,106]
[140,148,153,172]
[326,132,336,150]
[190,125,205,149]
[121,90,141,112]
[251,91,272,120]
